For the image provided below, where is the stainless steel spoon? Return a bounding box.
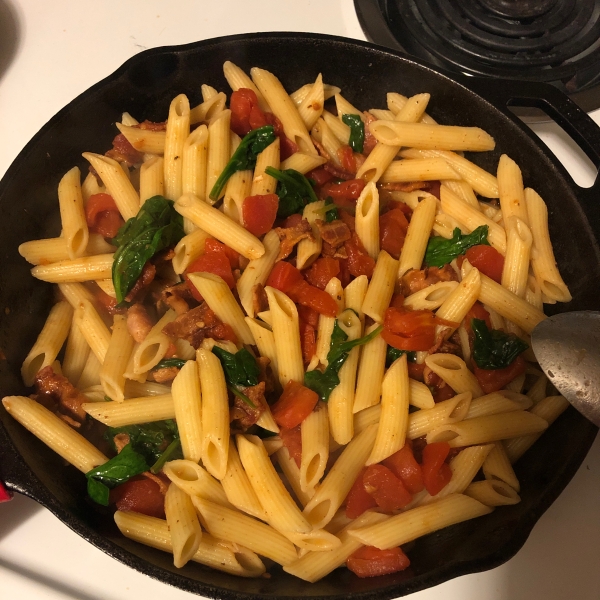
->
[531,311,600,427]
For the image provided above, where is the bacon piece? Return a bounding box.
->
[380,181,430,193]
[125,263,156,303]
[161,281,193,315]
[321,241,348,259]
[256,356,277,394]
[401,265,459,297]
[152,366,180,383]
[141,471,169,495]
[230,382,267,430]
[105,133,143,167]
[315,219,351,249]
[127,304,153,343]
[362,111,378,155]
[162,302,236,348]
[312,139,332,162]
[323,162,355,181]
[34,366,87,422]
[113,433,131,453]
[251,283,269,316]
[274,218,313,261]
[136,120,168,132]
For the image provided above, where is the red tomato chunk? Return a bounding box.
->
[464,244,505,284]
[382,443,424,495]
[242,193,279,236]
[347,546,410,578]
[271,380,319,429]
[85,193,123,238]
[363,464,412,511]
[110,477,165,519]
[474,355,527,394]
[345,467,377,519]
[421,442,453,496]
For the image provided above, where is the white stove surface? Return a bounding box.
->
[1,2,600,599]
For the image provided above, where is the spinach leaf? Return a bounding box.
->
[150,437,182,474]
[424,225,490,268]
[111,195,184,303]
[212,347,259,387]
[304,321,383,401]
[386,346,417,368]
[471,318,528,370]
[341,114,365,153]
[152,358,188,371]
[104,419,180,465]
[324,197,339,223]
[210,126,277,200]
[266,167,319,218]
[85,443,149,506]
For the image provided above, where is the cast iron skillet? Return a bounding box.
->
[1,32,599,600]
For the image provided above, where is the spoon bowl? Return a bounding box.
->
[531,311,600,426]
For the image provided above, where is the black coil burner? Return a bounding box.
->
[355,0,600,113]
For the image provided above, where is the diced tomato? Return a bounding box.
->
[203,238,240,270]
[230,88,258,136]
[299,319,317,365]
[110,477,166,519]
[297,304,320,329]
[85,193,124,238]
[345,468,377,519]
[465,245,505,284]
[321,179,366,207]
[242,193,279,236]
[382,307,436,351]
[474,355,527,394]
[389,294,405,311]
[421,442,453,496]
[271,380,319,429]
[208,322,239,344]
[288,279,338,317]
[408,361,426,382]
[304,257,340,290]
[282,213,304,229]
[279,425,302,467]
[280,135,299,161]
[465,301,492,332]
[427,180,441,199]
[383,443,424,495]
[306,167,334,187]
[337,257,352,287]
[345,233,376,278]
[347,546,410,578]
[363,464,413,512]
[379,208,409,260]
[266,261,304,294]
[389,200,413,220]
[338,145,356,174]
[185,248,235,302]
[339,210,356,232]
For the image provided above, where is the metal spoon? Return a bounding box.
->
[531,311,600,427]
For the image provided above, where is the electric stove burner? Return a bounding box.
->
[355,0,600,113]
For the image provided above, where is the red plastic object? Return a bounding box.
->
[0,480,13,502]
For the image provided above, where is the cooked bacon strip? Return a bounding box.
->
[113,433,131,453]
[125,263,156,303]
[401,265,459,297]
[251,283,269,316]
[274,218,313,261]
[315,219,351,249]
[105,133,143,167]
[162,302,236,348]
[161,281,193,315]
[312,139,331,162]
[321,241,348,259]
[323,162,355,181]
[152,366,180,383]
[380,181,430,193]
[256,355,277,394]
[141,471,170,495]
[127,303,154,343]
[230,382,267,430]
[34,366,87,422]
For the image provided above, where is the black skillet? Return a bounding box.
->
[0,32,599,600]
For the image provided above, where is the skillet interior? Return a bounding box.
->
[0,32,599,599]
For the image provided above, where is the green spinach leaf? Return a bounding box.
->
[151,358,188,371]
[111,195,184,303]
[266,167,319,218]
[385,346,417,368]
[104,419,180,465]
[150,437,182,474]
[210,125,277,200]
[212,346,259,387]
[424,225,490,268]
[341,114,365,153]
[324,197,339,223]
[304,320,383,401]
[471,318,528,370]
[85,443,149,506]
